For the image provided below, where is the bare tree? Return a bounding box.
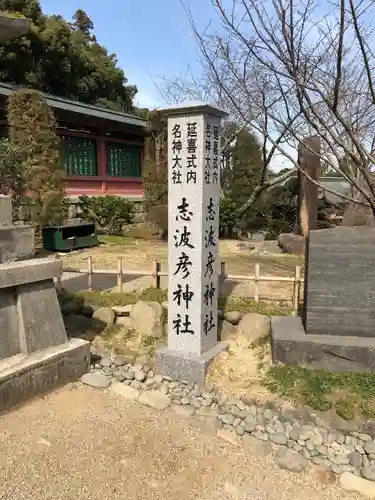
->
[162,0,375,217]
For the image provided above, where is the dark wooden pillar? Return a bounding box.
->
[297,136,320,237]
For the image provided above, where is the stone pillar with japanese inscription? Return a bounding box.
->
[155,102,228,385]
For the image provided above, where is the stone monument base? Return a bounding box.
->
[0,338,90,413]
[271,316,375,372]
[155,342,228,385]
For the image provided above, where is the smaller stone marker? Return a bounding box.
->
[0,195,12,226]
[155,102,228,384]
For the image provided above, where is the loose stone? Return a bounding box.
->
[302,448,310,460]
[112,356,126,367]
[81,372,111,389]
[99,357,112,368]
[349,452,363,468]
[364,442,375,455]
[222,414,235,426]
[359,434,372,442]
[244,422,256,433]
[160,384,169,395]
[125,370,135,381]
[289,428,301,441]
[269,433,288,446]
[235,425,245,436]
[362,466,375,482]
[306,440,315,451]
[252,431,269,441]
[134,370,146,382]
[331,464,351,475]
[263,409,273,420]
[202,398,213,407]
[275,448,308,473]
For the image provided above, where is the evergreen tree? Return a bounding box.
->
[0,0,137,110]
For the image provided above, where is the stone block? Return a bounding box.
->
[18,278,67,353]
[305,227,375,338]
[155,341,228,385]
[0,338,90,413]
[138,389,171,410]
[0,225,35,263]
[0,257,61,289]
[0,289,20,359]
[271,316,375,372]
[110,382,140,401]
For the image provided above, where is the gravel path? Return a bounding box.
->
[0,385,361,500]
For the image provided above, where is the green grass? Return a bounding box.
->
[220,296,292,316]
[264,364,375,421]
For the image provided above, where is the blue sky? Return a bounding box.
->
[40,0,216,109]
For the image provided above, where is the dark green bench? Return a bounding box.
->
[42,223,98,252]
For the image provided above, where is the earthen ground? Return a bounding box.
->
[0,385,361,500]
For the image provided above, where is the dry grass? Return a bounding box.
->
[92,324,164,361]
[207,332,276,405]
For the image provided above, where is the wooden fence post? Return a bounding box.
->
[293,265,301,314]
[87,256,93,291]
[117,257,123,293]
[55,254,62,293]
[254,263,260,302]
[152,260,161,288]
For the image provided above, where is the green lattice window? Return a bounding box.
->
[107,143,141,177]
[61,135,98,176]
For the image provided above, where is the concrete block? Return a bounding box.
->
[0,338,90,413]
[155,341,228,385]
[17,278,67,353]
[0,257,62,289]
[271,316,375,372]
[0,289,20,359]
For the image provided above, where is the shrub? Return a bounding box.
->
[7,89,66,231]
[0,138,26,201]
[78,195,134,235]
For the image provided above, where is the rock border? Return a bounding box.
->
[83,351,375,493]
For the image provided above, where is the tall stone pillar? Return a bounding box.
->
[155,102,228,384]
